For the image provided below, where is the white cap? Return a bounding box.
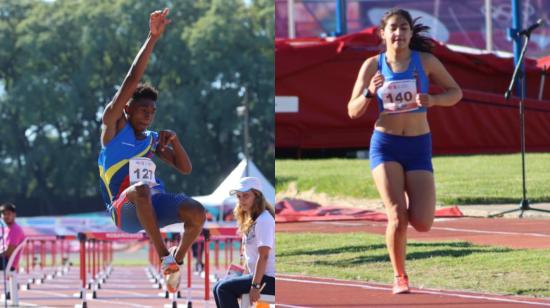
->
[230,177,262,195]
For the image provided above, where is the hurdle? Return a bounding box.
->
[72,226,240,308]
[75,232,135,307]
[18,235,73,290]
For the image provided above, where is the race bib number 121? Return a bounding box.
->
[129,157,157,187]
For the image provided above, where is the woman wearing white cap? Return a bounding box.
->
[213,177,276,307]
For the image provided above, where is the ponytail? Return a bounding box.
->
[409,17,433,52]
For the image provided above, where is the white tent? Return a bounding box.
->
[193,159,275,220]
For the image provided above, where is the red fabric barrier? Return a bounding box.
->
[275,199,463,223]
[276,28,550,154]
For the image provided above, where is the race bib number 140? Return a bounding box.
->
[129,157,157,187]
[379,79,418,114]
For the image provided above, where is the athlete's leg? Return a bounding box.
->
[406,170,436,232]
[372,162,408,277]
[125,182,169,258]
[173,199,206,264]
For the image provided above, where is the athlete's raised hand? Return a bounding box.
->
[150,8,171,37]
[368,71,385,94]
[416,93,434,108]
[157,130,177,152]
[154,130,192,174]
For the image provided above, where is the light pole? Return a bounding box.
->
[236,94,250,176]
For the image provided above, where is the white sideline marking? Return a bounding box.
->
[431,226,550,238]
[278,275,550,306]
[314,221,550,237]
[91,299,153,307]
[17,302,55,308]
[100,289,161,297]
[277,305,312,308]
[21,289,73,297]
[18,289,154,307]
[311,221,364,226]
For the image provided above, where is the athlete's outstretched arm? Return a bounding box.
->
[100,8,171,146]
[155,130,192,175]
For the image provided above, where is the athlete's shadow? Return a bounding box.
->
[405,242,512,261]
[278,244,387,257]
[311,242,512,267]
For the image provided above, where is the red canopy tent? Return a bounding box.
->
[276,28,550,154]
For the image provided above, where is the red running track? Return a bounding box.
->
[276,217,550,307]
[276,274,550,308]
[277,217,550,249]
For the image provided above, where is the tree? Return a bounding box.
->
[0,0,274,215]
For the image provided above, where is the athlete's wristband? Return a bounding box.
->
[363,88,374,98]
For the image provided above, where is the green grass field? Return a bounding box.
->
[276,154,550,205]
[277,232,550,297]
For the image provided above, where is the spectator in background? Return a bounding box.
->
[213,177,276,307]
[0,202,26,271]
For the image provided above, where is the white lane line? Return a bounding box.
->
[20,289,73,297]
[430,226,550,238]
[278,276,550,307]
[311,221,550,238]
[98,289,161,297]
[90,299,153,307]
[311,221,365,226]
[14,301,54,308]
[277,304,313,308]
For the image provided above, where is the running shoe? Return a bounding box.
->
[392,275,410,294]
[161,247,181,293]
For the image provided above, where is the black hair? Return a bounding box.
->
[131,83,158,103]
[379,8,433,53]
[0,202,16,213]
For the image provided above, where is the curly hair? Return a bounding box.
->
[233,190,275,235]
[379,8,433,53]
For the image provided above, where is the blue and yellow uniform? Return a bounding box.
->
[98,122,189,233]
[369,51,433,172]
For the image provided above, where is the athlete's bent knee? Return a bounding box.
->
[411,221,432,232]
[387,212,408,233]
[191,200,207,224]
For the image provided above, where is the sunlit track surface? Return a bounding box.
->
[0,228,243,307]
[276,274,550,308]
[1,265,221,307]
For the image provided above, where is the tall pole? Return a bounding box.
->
[433,0,441,41]
[335,0,347,36]
[288,0,296,39]
[511,0,523,96]
[512,0,527,209]
[485,0,493,52]
[243,94,250,177]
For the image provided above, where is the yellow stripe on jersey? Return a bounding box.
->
[103,136,153,191]
[98,165,113,200]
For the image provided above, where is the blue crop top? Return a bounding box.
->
[376,51,429,114]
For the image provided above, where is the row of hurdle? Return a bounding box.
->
[3,226,274,307]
